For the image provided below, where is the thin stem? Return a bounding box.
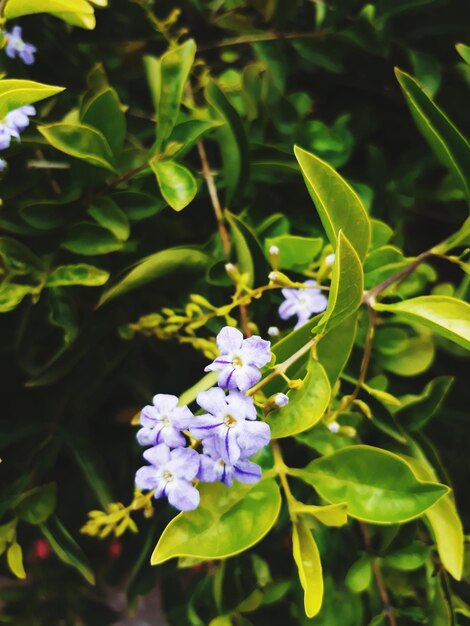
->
[364,250,433,302]
[272,441,297,519]
[90,162,148,204]
[359,522,397,626]
[198,30,326,51]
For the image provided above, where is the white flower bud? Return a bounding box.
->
[267,326,280,337]
[328,421,340,433]
[325,253,335,265]
[225,262,235,272]
[274,393,289,407]
[269,245,279,256]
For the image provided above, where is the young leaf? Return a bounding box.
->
[293,502,348,527]
[264,235,323,271]
[39,123,118,172]
[292,519,323,618]
[267,358,331,438]
[14,483,57,525]
[46,264,110,287]
[316,231,363,333]
[144,40,196,150]
[374,296,470,350]
[98,247,209,305]
[151,480,281,564]
[150,159,197,212]
[40,516,95,584]
[6,543,26,579]
[205,80,250,206]
[395,376,454,431]
[294,145,370,261]
[395,68,470,203]
[290,445,449,524]
[0,79,64,117]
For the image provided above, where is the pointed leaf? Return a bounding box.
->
[150,159,197,212]
[46,264,110,287]
[0,79,64,118]
[292,520,323,618]
[88,197,130,240]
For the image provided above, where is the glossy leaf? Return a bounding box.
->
[39,123,117,172]
[62,223,123,255]
[150,159,197,212]
[52,10,95,29]
[378,334,435,377]
[264,235,323,271]
[395,376,454,431]
[151,479,281,564]
[46,264,110,287]
[316,231,363,332]
[81,87,126,156]
[226,211,268,288]
[317,313,357,385]
[88,197,130,240]
[434,216,470,254]
[291,445,449,523]
[456,43,470,65]
[267,358,331,438]
[40,516,95,584]
[98,247,209,305]
[374,296,470,350]
[5,0,93,20]
[294,145,370,261]
[0,79,64,117]
[112,191,165,222]
[292,519,323,618]
[383,542,430,571]
[395,68,470,202]
[14,483,57,525]
[145,40,196,150]
[293,502,348,527]
[6,543,26,579]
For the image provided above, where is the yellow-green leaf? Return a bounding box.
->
[150,159,197,212]
[151,479,281,564]
[7,542,26,579]
[292,519,323,618]
[5,0,93,19]
[0,79,64,118]
[46,264,110,287]
[293,502,348,527]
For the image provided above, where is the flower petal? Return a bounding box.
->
[216,326,243,354]
[233,459,262,484]
[171,405,194,430]
[240,335,271,367]
[152,393,179,413]
[143,443,171,467]
[279,299,298,320]
[169,447,200,480]
[217,366,237,389]
[233,365,261,391]
[197,387,228,416]
[237,420,271,457]
[161,426,187,448]
[220,428,240,464]
[166,479,200,511]
[136,426,160,447]
[135,466,161,491]
[188,414,224,440]
[140,405,160,428]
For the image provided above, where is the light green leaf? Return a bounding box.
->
[7,543,26,579]
[456,43,470,65]
[370,218,393,249]
[294,145,370,261]
[151,479,281,564]
[395,376,454,431]
[226,211,268,288]
[264,235,323,271]
[378,334,435,377]
[14,483,57,525]
[62,223,122,255]
[52,10,96,29]
[383,542,430,571]
[267,358,330,438]
[81,87,126,156]
[169,119,222,157]
[98,247,209,305]
[433,216,470,254]
[39,123,117,172]
[150,159,197,212]
[111,191,165,222]
[345,555,372,593]
[404,454,463,580]
[0,237,44,274]
[374,296,470,350]
[316,231,363,332]
[205,79,250,206]
[317,312,357,385]
[395,68,470,203]
[0,284,36,313]
[0,79,64,118]
[46,264,110,287]
[144,40,196,150]
[40,516,95,584]
[293,502,348,527]
[292,519,323,618]
[88,197,130,240]
[5,0,93,19]
[291,445,449,524]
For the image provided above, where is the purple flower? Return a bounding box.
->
[137,394,193,448]
[278,280,328,329]
[205,326,271,391]
[4,26,37,65]
[0,124,15,150]
[5,105,36,132]
[198,437,262,487]
[135,444,200,511]
[190,387,270,463]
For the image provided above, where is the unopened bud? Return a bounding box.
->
[274,393,289,407]
[268,270,292,286]
[269,245,279,256]
[328,421,340,433]
[225,263,240,280]
[288,378,304,390]
[325,253,335,265]
[268,326,280,337]
[263,392,289,415]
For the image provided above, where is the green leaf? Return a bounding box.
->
[205,79,250,206]
[0,79,64,117]
[383,542,430,571]
[111,191,165,222]
[395,68,470,203]
[316,231,363,332]
[144,40,196,150]
[0,237,44,274]
[88,197,130,240]
[293,502,348,527]
[14,483,57,525]
[62,223,122,255]
[150,159,197,212]
[81,87,126,156]
[264,235,323,271]
[151,479,281,564]
[51,9,95,29]
[6,543,26,579]
[345,555,372,593]
[46,264,110,287]
[4,0,93,20]
[169,119,222,157]
[267,358,331,438]
[317,313,357,385]
[40,516,95,584]
[98,247,209,305]
[294,145,370,261]
[291,445,449,524]
[370,219,393,249]
[39,123,117,172]
[226,211,268,288]
[0,284,36,313]
[433,217,470,254]
[456,43,470,65]
[374,296,470,350]
[377,334,435,377]
[292,519,323,618]
[395,376,454,431]
[403,454,463,580]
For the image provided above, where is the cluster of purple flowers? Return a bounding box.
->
[135,327,274,512]
[278,279,328,329]
[3,26,36,65]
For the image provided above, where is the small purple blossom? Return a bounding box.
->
[4,26,37,65]
[197,437,262,487]
[274,393,289,407]
[135,444,200,511]
[278,280,328,329]
[0,106,36,152]
[137,394,193,448]
[190,387,270,463]
[205,326,271,391]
